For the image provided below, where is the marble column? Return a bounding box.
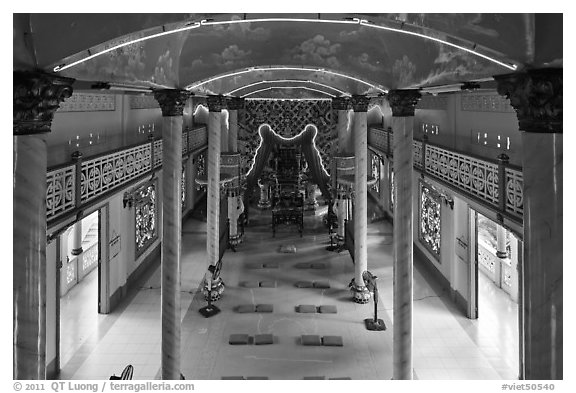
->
[220,106,229,153]
[204,95,225,300]
[227,97,244,153]
[496,224,508,259]
[336,187,347,241]
[13,71,73,379]
[226,97,244,244]
[388,89,421,380]
[496,68,562,380]
[349,95,371,304]
[332,97,350,154]
[71,222,83,255]
[154,89,190,380]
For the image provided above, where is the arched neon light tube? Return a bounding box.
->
[187,66,387,92]
[358,19,517,71]
[51,16,517,74]
[246,123,331,177]
[53,22,202,72]
[228,79,348,96]
[241,86,336,98]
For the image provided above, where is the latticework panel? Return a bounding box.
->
[46,165,76,220]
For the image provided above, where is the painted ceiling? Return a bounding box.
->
[15,13,563,98]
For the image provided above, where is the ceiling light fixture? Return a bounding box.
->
[187,65,386,92]
[228,79,347,95]
[241,86,336,98]
[358,19,518,71]
[53,22,202,72]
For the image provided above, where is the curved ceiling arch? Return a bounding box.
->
[227,79,348,96]
[186,65,386,96]
[20,13,559,97]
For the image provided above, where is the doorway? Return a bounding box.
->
[58,206,109,374]
[470,209,521,378]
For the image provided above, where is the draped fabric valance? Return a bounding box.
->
[246,124,330,198]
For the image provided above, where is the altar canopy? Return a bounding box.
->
[246,124,330,198]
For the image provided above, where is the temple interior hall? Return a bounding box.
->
[12,12,563,382]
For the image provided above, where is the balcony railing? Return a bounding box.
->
[46,126,208,224]
[369,127,524,221]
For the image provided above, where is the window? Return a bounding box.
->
[421,122,440,135]
[419,181,441,259]
[389,167,395,212]
[472,129,511,151]
[370,152,380,194]
[135,181,158,257]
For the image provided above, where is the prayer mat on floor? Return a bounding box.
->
[279,244,297,253]
[318,305,337,314]
[236,305,256,313]
[329,377,351,380]
[254,334,274,345]
[303,377,326,379]
[255,304,274,313]
[310,262,327,269]
[297,305,317,313]
[221,377,245,380]
[262,262,279,268]
[313,281,331,289]
[295,281,313,288]
[259,280,277,288]
[322,336,343,347]
[246,377,269,380]
[229,334,250,345]
[301,335,322,346]
[294,262,312,269]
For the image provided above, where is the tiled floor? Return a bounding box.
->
[59,203,519,380]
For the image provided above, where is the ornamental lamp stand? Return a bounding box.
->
[362,270,386,331]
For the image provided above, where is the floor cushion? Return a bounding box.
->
[236,304,256,313]
[301,335,321,346]
[318,305,337,314]
[322,335,343,347]
[313,281,331,289]
[297,305,317,313]
[255,304,274,313]
[254,334,274,345]
[229,334,250,345]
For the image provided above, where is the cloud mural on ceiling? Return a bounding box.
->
[31,13,541,94]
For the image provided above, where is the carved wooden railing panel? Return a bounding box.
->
[368,126,524,221]
[81,144,152,203]
[46,126,208,224]
[46,164,76,220]
[425,145,499,206]
[504,167,523,217]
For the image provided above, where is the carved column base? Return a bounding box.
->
[496,251,508,258]
[229,234,243,246]
[349,278,371,304]
[71,247,83,256]
[202,277,225,302]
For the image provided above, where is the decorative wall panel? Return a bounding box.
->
[58,92,116,112]
[189,126,208,151]
[240,99,335,172]
[417,95,448,110]
[419,181,441,259]
[461,94,515,113]
[135,181,157,256]
[505,167,523,217]
[130,95,160,110]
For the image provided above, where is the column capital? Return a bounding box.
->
[331,96,350,111]
[350,95,370,112]
[226,96,245,111]
[13,71,74,135]
[494,68,562,133]
[207,95,225,112]
[153,89,191,117]
[387,89,421,117]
